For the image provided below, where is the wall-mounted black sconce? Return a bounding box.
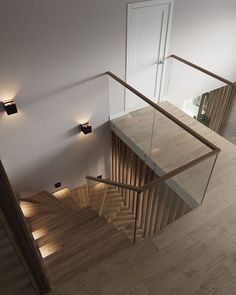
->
[80,122,92,135]
[2,100,18,115]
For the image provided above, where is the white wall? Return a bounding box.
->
[1,0,236,198]
[0,0,147,198]
[166,0,236,107]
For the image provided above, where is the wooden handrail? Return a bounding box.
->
[89,64,223,198]
[106,71,221,152]
[86,150,219,193]
[170,55,236,88]
[86,176,141,192]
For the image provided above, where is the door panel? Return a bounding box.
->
[126,1,170,111]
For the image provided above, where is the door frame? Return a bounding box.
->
[125,0,175,105]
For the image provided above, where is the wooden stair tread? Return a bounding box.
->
[20,200,67,217]
[21,191,69,210]
[26,211,70,232]
[53,188,79,210]
[113,219,135,227]
[31,207,91,236]
[116,210,133,217]
[48,230,131,284]
[44,222,116,266]
[36,211,104,248]
[24,189,131,288]
[20,191,72,232]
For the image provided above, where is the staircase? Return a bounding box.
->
[19,180,191,289]
[20,189,132,287]
[89,184,144,242]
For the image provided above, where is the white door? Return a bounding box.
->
[126,0,173,111]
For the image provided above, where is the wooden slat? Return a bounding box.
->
[161,191,174,229]
[154,182,168,233]
[149,184,160,235]
[141,168,153,233]
[137,163,148,229]
[167,192,179,225]
[126,147,132,208]
[133,157,141,215]
[117,136,122,197]
[175,199,187,219]
[144,184,155,237]
[111,133,193,241]
[112,132,116,184]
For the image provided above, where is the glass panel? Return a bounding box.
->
[164,153,218,207]
[108,75,126,119]
[108,76,156,158]
[107,71,219,209]
[161,58,227,123]
[142,181,192,235]
[150,109,212,173]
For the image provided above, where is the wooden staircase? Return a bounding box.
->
[89,184,144,242]
[20,190,132,287]
[89,182,192,242]
[19,180,192,289]
[111,206,144,241]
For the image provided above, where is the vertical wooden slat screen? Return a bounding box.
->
[205,84,236,134]
[0,160,50,294]
[112,132,192,239]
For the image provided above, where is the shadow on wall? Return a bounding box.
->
[18,73,106,107]
[13,122,111,198]
[1,71,111,199]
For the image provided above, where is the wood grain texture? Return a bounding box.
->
[112,133,192,239]
[89,184,143,242]
[111,103,219,205]
[49,105,236,295]
[21,189,132,288]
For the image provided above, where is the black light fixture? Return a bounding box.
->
[80,122,92,135]
[3,99,18,115]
